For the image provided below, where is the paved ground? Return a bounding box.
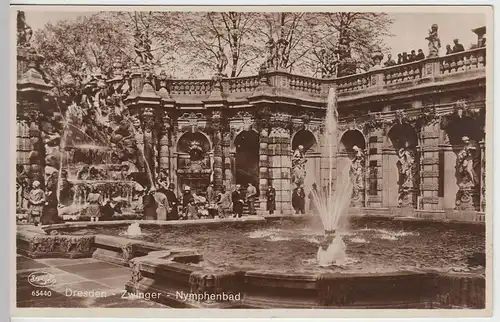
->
[16,254,168,308]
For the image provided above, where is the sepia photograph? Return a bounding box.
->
[12,5,492,317]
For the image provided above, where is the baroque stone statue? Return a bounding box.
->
[17,11,33,47]
[349,145,365,205]
[456,136,480,187]
[292,145,307,186]
[216,47,228,76]
[425,24,441,58]
[396,144,416,207]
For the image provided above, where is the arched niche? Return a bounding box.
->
[234,130,260,188]
[291,129,318,154]
[339,129,366,153]
[176,131,212,193]
[444,113,483,146]
[386,123,419,208]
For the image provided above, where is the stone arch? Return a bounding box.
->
[387,123,419,150]
[291,129,319,154]
[175,130,212,152]
[232,127,259,150]
[443,113,483,146]
[339,129,366,153]
[234,130,260,188]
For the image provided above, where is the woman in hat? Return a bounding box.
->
[28,181,45,226]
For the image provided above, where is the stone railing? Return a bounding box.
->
[227,75,260,93]
[440,47,486,74]
[160,47,485,102]
[288,74,323,95]
[169,79,213,96]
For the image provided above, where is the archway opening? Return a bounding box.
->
[234,130,260,189]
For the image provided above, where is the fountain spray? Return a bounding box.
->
[310,86,353,266]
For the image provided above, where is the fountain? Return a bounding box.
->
[125,222,142,236]
[311,86,354,266]
[55,73,151,220]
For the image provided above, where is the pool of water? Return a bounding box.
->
[69,217,485,274]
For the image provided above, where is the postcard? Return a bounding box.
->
[11,4,493,319]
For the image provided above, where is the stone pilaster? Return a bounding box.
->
[419,120,441,210]
[258,129,269,213]
[157,70,176,182]
[365,126,384,208]
[268,114,292,215]
[211,112,224,192]
[159,112,172,180]
[480,140,485,212]
[26,110,44,185]
[222,132,232,189]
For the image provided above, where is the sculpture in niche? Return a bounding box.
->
[425,24,441,58]
[396,142,417,207]
[292,145,307,186]
[349,145,365,202]
[456,136,480,187]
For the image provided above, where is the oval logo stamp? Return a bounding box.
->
[27,272,56,287]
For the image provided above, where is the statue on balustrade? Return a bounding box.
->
[265,38,276,69]
[216,46,228,76]
[134,30,153,65]
[425,24,441,58]
[349,145,365,203]
[292,145,307,186]
[396,144,416,207]
[456,136,480,187]
[17,11,33,47]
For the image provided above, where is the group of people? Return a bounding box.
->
[383,49,426,67]
[147,182,260,220]
[381,37,472,68]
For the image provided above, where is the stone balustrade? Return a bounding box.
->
[158,47,485,104]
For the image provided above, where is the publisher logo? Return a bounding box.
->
[28,272,56,287]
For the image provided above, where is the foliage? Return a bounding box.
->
[33,11,394,81]
[33,14,133,97]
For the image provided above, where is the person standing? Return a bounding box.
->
[216,186,232,218]
[206,182,215,204]
[452,39,465,53]
[232,184,244,218]
[28,181,45,226]
[308,183,319,215]
[416,49,425,60]
[165,183,179,221]
[206,182,217,218]
[41,180,63,225]
[87,186,103,222]
[292,185,306,215]
[246,182,257,215]
[266,185,276,215]
[181,186,194,220]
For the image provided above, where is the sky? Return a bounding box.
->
[22,10,486,69]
